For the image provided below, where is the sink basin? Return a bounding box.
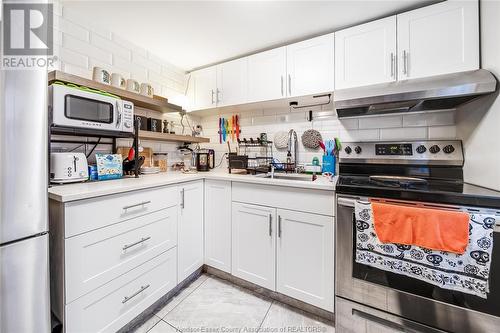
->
[257,173,313,182]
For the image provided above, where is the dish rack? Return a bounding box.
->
[228,138,274,174]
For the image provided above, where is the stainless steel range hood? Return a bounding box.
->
[334,69,497,118]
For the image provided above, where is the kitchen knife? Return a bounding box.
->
[219,117,222,144]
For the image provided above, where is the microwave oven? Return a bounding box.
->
[49,84,134,132]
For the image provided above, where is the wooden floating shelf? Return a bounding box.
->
[48,70,182,113]
[139,130,210,143]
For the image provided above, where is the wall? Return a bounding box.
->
[457,0,500,191]
[198,104,457,168]
[49,1,199,165]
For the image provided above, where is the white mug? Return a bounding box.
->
[92,67,111,85]
[126,79,140,93]
[140,83,154,98]
[111,73,126,89]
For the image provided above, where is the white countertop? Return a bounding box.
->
[48,170,337,202]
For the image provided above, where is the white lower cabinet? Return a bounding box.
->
[230,197,334,312]
[276,209,334,311]
[177,180,204,282]
[204,180,232,273]
[231,202,276,290]
[65,207,177,303]
[66,249,177,333]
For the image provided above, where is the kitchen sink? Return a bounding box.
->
[257,173,313,182]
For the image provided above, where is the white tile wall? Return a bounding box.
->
[49,1,197,165]
[51,1,187,101]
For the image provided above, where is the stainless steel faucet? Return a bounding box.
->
[287,129,298,172]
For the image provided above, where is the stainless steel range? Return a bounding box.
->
[335,140,500,333]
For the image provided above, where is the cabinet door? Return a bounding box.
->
[276,209,334,311]
[178,181,204,282]
[287,33,335,97]
[397,0,479,80]
[335,16,397,89]
[204,180,232,273]
[231,202,276,290]
[190,67,217,111]
[247,47,287,103]
[216,58,248,107]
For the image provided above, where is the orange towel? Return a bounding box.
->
[371,201,470,254]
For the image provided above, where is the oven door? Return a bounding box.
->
[51,84,121,131]
[336,195,500,333]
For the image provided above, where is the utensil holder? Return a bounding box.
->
[322,155,336,174]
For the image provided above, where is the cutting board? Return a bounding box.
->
[116,147,153,167]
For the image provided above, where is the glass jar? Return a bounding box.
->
[153,153,168,172]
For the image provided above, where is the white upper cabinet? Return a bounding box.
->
[286,33,335,97]
[397,0,479,80]
[189,67,217,111]
[247,47,287,103]
[216,58,248,107]
[335,16,397,89]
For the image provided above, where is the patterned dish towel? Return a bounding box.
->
[355,201,496,298]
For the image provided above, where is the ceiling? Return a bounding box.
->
[62,0,439,72]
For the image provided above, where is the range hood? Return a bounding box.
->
[334,69,497,118]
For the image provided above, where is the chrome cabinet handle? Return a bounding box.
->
[123,201,151,211]
[180,188,185,209]
[122,236,151,251]
[403,50,408,75]
[278,215,282,238]
[122,284,150,304]
[288,74,291,95]
[280,76,284,96]
[390,52,395,78]
[211,89,215,104]
[268,214,272,237]
[216,88,220,104]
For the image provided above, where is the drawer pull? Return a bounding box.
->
[123,201,151,211]
[122,237,151,251]
[122,284,150,304]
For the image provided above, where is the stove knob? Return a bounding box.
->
[416,145,427,154]
[443,145,455,154]
[344,146,352,154]
[429,145,441,154]
[354,146,362,154]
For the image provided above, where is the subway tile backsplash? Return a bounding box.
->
[199,108,458,167]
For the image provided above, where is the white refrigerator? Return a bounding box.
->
[0,67,51,331]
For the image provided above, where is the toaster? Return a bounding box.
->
[50,153,89,184]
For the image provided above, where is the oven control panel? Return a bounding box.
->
[340,140,463,166]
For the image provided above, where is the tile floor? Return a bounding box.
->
[133,274,335,332]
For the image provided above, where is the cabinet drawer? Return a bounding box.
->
[65,248,177,333]
[232,182,334,216]
[65,207,177,303]
[65,186,178,237]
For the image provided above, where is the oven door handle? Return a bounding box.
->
[352,309,446,333]
[337,197,358,208]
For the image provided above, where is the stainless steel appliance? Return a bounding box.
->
[0,70,51,330]
[335,69,497,118]
[49,83,134,132]
[335,140,500,333]
[50,152,89,184]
